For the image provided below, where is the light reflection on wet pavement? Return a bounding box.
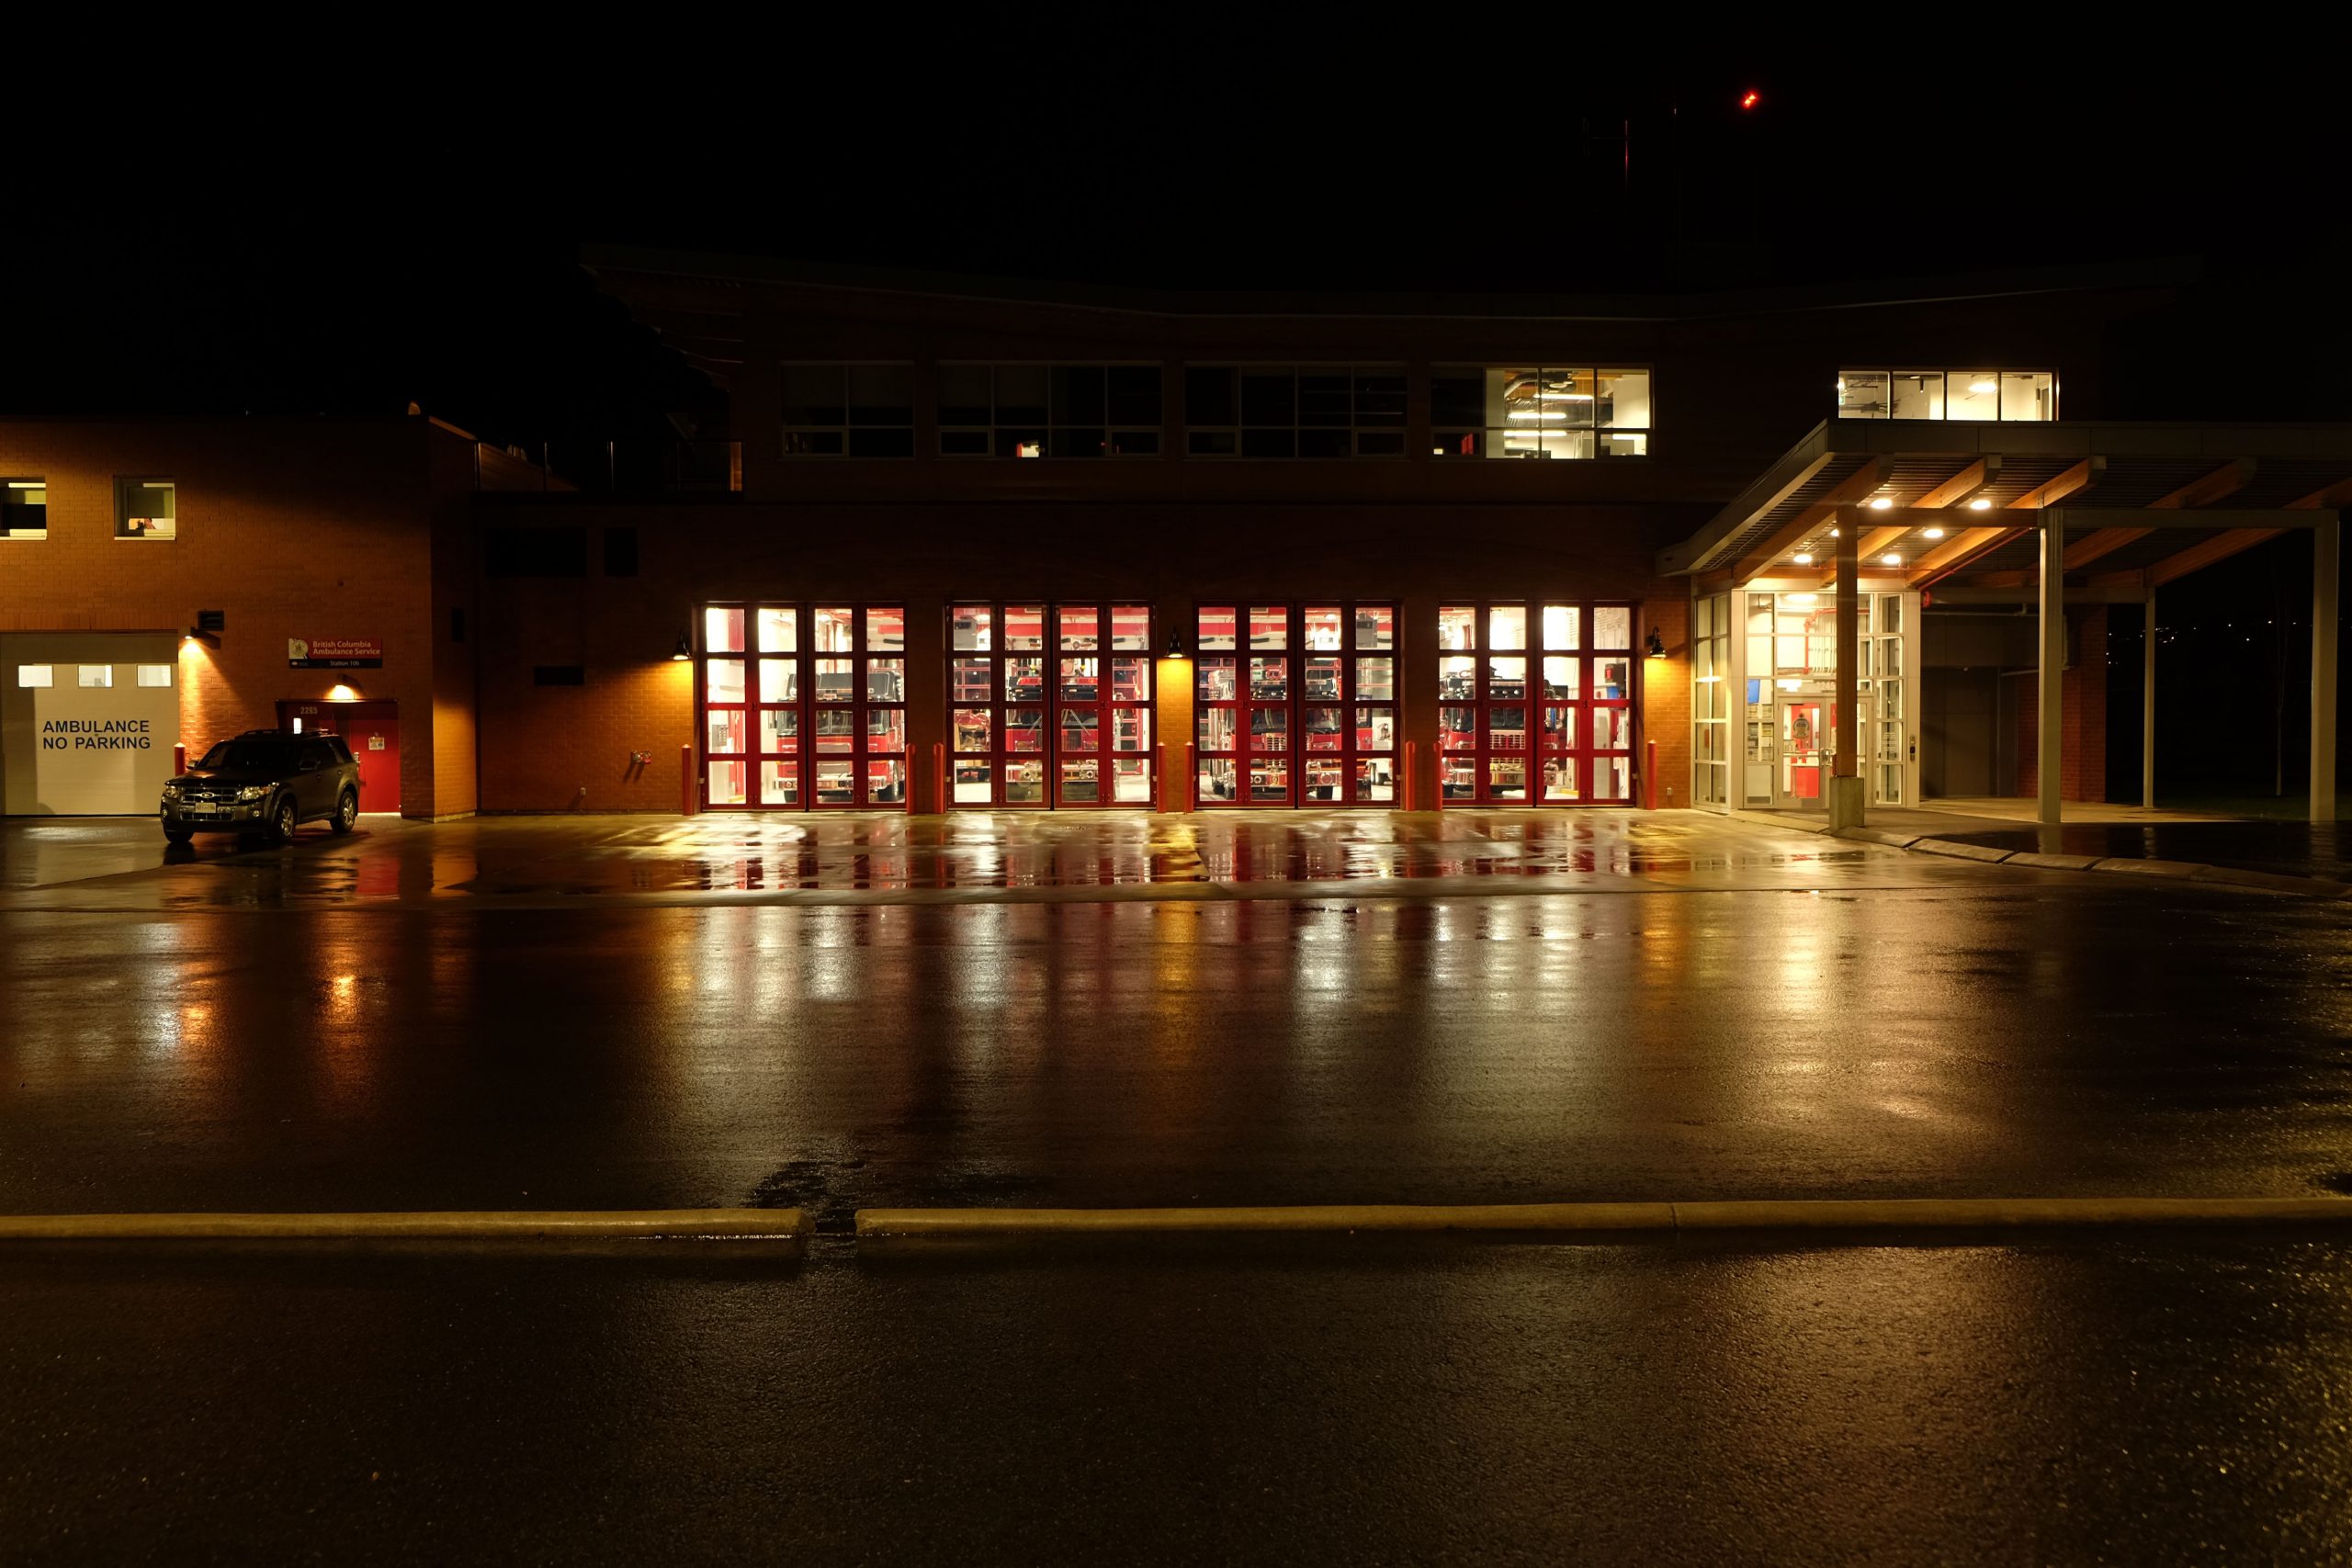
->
[0,809,2082,909]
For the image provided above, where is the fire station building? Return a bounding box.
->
[3,251,2342,824]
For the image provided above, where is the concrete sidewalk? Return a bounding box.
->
[1739,802,2349,898]
[0,807,2104,910]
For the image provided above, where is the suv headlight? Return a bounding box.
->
[161,783,182,799]
[236,784,270,801]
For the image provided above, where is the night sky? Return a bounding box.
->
[5,48,2343,797]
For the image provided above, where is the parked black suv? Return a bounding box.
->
[161,730,363,844]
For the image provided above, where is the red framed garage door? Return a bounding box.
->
[1437,602,1635,805]
[1193,603,1396,807]
[947,602,1155,807]
[699,603,908,809]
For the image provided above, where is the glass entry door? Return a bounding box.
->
[1773,691,1867,809]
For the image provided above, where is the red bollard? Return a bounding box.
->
[1184,743,1197,812]
[1645,739,1657,810]
[1402,740,1415,811]
[681,745,696,817]
[173,743,187,776]
[933,742,945,816]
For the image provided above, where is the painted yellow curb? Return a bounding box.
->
[857,1203,1674,1236]
[0,1209,808,1241]
[855,1198,2352,1238]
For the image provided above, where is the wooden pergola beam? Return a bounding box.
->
[1910,457,1996,511]
[2008,457,2104,512]
[2150,458,2256,510]
[1906,525,2019,586]
[1940,457,2108,588]
[1815,523,1911,585]
[2147,528,2286,587]
[2288,477,2352,511]
[1728,460,1889,581]
[2064,527,2154,570]
[2052,460,2255,574]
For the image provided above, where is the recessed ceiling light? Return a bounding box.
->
[1792,552,1814,566]
[1922,526,1946,539]
[1881,554,1903,567]
[1968,497,1993,511]
[1827,527,1840,537]
[1869,497,1894,511]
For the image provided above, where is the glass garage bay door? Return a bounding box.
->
[1438,602,1634,805]
[1194,604,1396,807]
[950,602,1154,807]
[700,603,908,808]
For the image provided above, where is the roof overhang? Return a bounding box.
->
[1664,420,2352,601]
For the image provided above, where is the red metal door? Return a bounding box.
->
[338,718,401,812]
[277,698,399,813]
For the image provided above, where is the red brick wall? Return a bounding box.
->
[426,431,481,818]
[2014,605,2109,803]
[0,418,454,817]
[1640,596,1691,808]
[472,499,1697,814]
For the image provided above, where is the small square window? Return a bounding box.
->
[79,665,114,687]
[3,479,47,539]
[17,664,53,688]
[137,664,173,687]
[116,479,175,540]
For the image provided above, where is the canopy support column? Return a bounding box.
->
[2038,516,2064,827]
[1829,513,1864,829]
[2314,514,2340,824]
[2142,574,2157,810]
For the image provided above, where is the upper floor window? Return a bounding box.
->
[116,478,175,539]
[782,363,914,457]
[938,365,1161,457]
[1431,367,1651,459]
[1838,369,2054,422]
[2,479,45,539]
[1184,366,1406,457]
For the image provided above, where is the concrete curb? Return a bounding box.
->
[854,1197,2352,1238]
[1911,839,2016,863]
[1740,810,2351,900]
[0,1209,809,1241]
[2005,851,2104,872]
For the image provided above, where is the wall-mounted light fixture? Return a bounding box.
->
[672,633,693,662]
[327,682,364,702]
[1165,628,1189,660]
[1645,626,1666,659]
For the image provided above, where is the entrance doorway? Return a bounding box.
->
[278,699,399,812]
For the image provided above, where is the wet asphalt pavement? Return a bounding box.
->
[1934,818,2351,883]
[1,813,2348,1217]
[6,811,2352,1562]
[9,1235,2352,1565]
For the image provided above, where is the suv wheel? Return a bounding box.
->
[269,795,300,845]
[329,790,358,835]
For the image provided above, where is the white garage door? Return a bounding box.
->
[2,633,182,816]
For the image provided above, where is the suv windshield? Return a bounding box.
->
[198,739,300,773]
